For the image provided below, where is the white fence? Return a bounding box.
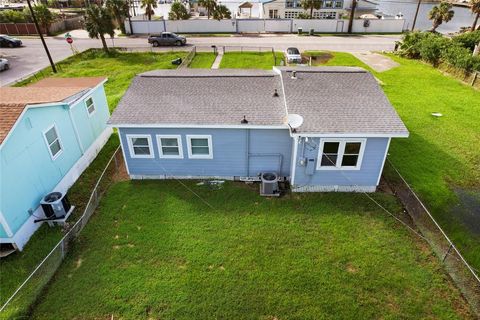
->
[126,18,406,35]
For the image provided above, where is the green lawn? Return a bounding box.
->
[220,51,284,69]
[314,52,480,270]
[17,49,186,112]
[29,181,473,319]
[188,52,217,68]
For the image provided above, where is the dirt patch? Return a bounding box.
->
[302,52,333,65]
[452,187,480,236]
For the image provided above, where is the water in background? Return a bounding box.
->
[378,0,475,33]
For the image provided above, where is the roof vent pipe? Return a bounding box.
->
[273,89,279,97]
[241,115,249,124]
[291,71,297,79]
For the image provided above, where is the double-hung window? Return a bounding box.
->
[85,97,96,116]
[157,135,183,159]
[186,135,213,159]
[127,134,154,158]
[44,125,63,160]
[317,138,366,170]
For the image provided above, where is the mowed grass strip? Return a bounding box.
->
[30,181,473,319]
[220,51,284,69]
[188,52,217,68]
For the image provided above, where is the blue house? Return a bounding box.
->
[0,77,112,252]
[109,67,408,192]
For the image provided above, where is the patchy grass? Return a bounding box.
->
[16,49,186,112]
[29,181,473,319]
[220,51,284,69]
[321,53,480,270]
[0,134,120,314]
[188,52,217,68]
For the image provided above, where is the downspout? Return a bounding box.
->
[0,211,14,238]
[246,128,250,177]
[67,105,85,155]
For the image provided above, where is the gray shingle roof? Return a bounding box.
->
[277,67,408,135]
[109,69,286,127]
[109,67,408,137]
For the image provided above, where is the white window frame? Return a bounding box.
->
[316,138,366,170]
[156,135,184,159]
[186,135,213,159]
[43,124,63,160]
[85,96,96,117]
[126,134,154,159]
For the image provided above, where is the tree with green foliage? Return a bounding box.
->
[0,9,29,23]
[106,0,129,34]
[85,5,115,53]
[168,1,190,20]
[140,0,157,20]
[428,1,454,32]
[212,4,231,20]
[198,0,216,19]
[32,4,56,35]
[300,0,322,19]
[470,0,480,31]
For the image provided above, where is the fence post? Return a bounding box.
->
[471,72,478,87]
[442,243,453,263]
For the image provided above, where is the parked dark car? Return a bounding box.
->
[148,32,186,47]
[0,35,22,48]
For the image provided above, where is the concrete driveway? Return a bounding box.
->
[0,33,401,86]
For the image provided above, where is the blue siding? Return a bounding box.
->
[0,85,110,237]
[0,224,8,238]
[293,137,389,187]
[119,127,292,178]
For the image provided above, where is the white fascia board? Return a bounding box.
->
[109,124,290,130]
[291,132,409,138]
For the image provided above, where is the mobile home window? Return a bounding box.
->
[85,97,96,116]
[44,125,62,160]
[269,9,279,18]
[187,135,213,159]
[317,139,366,170]
[127,135,154,158]
[157,135,183,159]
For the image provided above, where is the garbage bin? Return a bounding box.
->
[309,28,314,35]
[297,27,302,35]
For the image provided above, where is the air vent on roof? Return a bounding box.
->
[273,89,279,97]
[291,71,297,79]
[241,116,249,124]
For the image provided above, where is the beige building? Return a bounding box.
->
[260,0,378,20]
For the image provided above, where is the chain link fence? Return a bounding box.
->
[0,147,123,320]
[383,159,480,316]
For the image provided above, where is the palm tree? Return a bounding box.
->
[300,0,322,19]
[141,0,157,20]
[212,4,231,20]
[85,5,115,53]
[169,1,190,20]
[470,0,480,31]
[428,1,454,32]
[106,0,130,34]
[198,0,216,19]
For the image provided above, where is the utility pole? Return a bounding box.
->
[26,0,57,73]
[347,0,357,34]
[411,0,422,31]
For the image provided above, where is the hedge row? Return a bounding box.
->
[397,31,480,72]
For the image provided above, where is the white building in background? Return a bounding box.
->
[260,0,378,19]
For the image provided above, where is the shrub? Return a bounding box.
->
[418,35,449,66]
[398,31,435,59]
[0,9,29,23]
[452,30,480,51]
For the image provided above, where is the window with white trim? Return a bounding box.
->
[269,9,279,18]
[187,135,213,159]
[317,139,366,170]
[85,97,96,116]
[157,135,183,159]
[127,135,154,158]
[44,125,63,160]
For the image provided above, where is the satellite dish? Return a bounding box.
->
[285,114,304,129]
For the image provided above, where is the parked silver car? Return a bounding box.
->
[285,47,302,64]
[148,32,187,47]
[0,58,10,71]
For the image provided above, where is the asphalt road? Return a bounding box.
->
[0,34,400,86]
